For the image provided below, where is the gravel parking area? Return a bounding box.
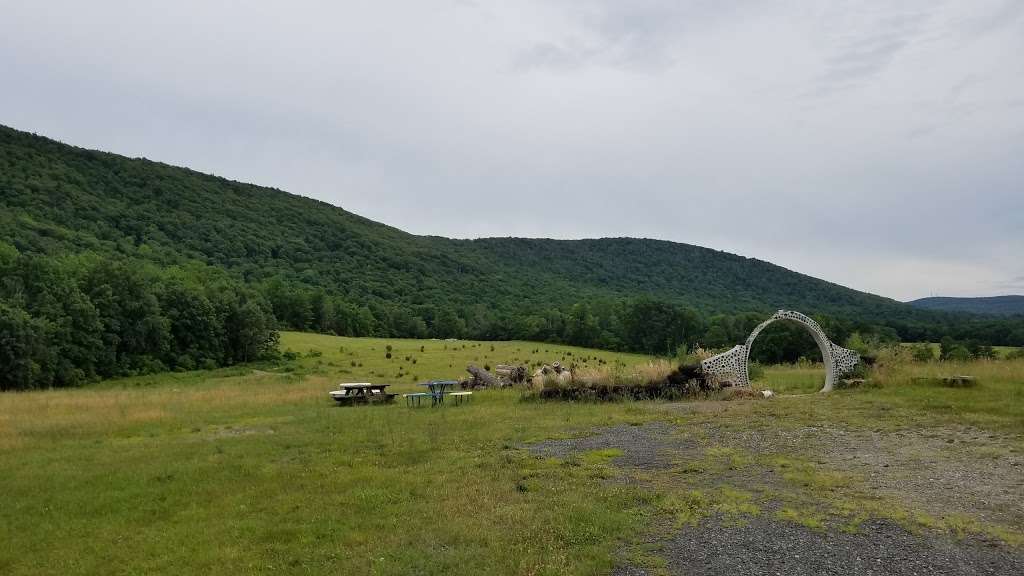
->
[620,516,1023,576]
[528,419,1024,576]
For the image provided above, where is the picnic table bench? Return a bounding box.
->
[329,383,397,405]
[404,381,471,407]
[448,391,473,406]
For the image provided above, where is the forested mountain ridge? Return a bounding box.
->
[2,123,1022,389]
[909,296,1024,317]
[2,124,907,316]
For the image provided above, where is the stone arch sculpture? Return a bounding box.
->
[700,310,859,393]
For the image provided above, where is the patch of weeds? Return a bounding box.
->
[624,540,670,576]
[712,486,760,519]
[765,455,850,492]
[705,447,753,470]
[657,490,708,527]
[944,513,1024,546]
[776,506,826,531]
[581,448,624,465]
[671,445,754,478]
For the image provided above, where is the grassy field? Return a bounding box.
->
[0,334,655,575]
[754,355,1024,429]
[900,342,1022,359]
[2,332,1023,575]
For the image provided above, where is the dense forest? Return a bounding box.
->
[2,124,1023,389]
[0,247,278,390]
[910,296,1024,317]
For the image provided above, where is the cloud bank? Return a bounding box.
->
[1,0,1022,300]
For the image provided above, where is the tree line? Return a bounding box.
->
[0,245,278,390]
[257,277,1024,362]
[4,245,1022,390]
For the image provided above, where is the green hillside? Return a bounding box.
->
[910,296,1024,317]
[2,123,1023,389]
[0,125,922,316]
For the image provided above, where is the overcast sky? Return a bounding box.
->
[2,1,1022,301]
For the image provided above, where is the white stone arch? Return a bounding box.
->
[701,310,859,393]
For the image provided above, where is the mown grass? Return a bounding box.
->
[0,333,656,576]
[2,333,1022,575]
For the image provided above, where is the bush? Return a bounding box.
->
[944,346,972,362]
[910,344,935,362]
[844,362,870,380]
[282,349,300,361]
[175,355,197,371]
[748,362,765,382]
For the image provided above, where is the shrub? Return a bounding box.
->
[944,346,972,362]
[175,355,196,371]
[282,349,300,361]
[910,344,935,362]
[748,362,765,382]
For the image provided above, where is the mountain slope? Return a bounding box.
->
[0,124,1009,347]
[910,296,1024,317]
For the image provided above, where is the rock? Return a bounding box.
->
[839,378,865,389]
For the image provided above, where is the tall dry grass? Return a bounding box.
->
[528,359,709,401]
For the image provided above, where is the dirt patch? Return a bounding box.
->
[207,426,276,438]
[527,422,691,471]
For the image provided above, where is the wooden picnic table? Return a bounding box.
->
[329,383,397,405]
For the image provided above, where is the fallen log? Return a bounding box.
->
[466,364,501,388]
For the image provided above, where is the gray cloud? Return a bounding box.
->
[0,0,1021,301]
[991,276,1024,292]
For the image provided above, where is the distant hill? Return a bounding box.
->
[2,124,1020,350]
[909,296,1024,317]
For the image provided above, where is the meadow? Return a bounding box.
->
[2,332,1022,575]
